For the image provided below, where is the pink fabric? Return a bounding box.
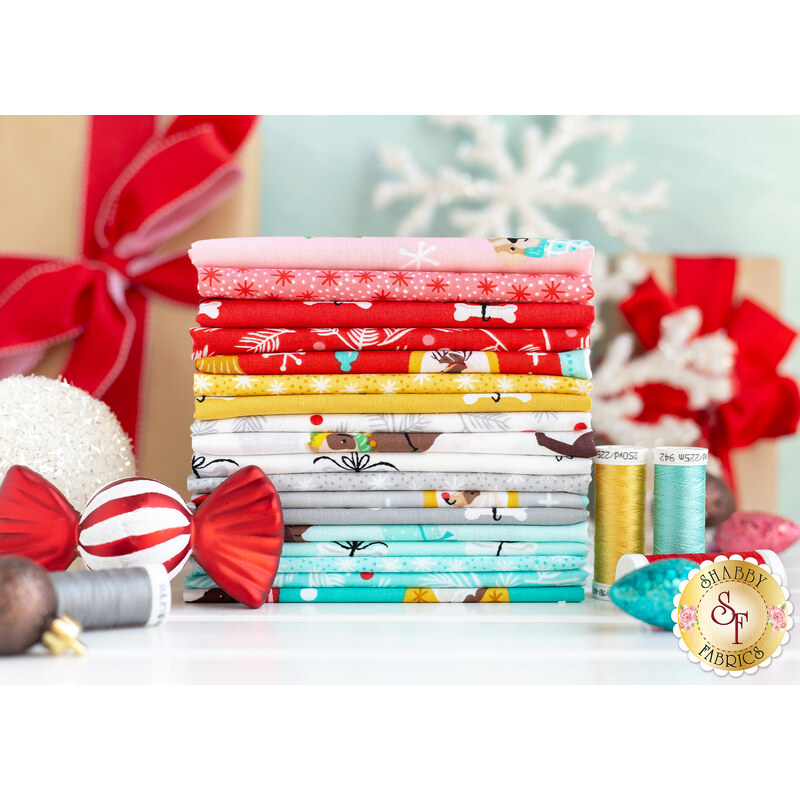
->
[196,266,593,303]
[189,237,593,275]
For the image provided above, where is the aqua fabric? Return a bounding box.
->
[276,555,585,573]
[266,586,585,603]
[281,541,589,557]
[284,522,589,542]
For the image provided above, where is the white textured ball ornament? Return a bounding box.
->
[0,375,135,508]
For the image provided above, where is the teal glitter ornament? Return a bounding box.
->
[609,558,698,629]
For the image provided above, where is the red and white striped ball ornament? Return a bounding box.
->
[78,479,194,577]
[0,465,284,608]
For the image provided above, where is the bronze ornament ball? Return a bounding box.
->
[0,557,57,655]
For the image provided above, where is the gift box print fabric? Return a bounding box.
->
[187,234,595,604]
[191,325,591,356]
[187,472,594,495]
[197,299,595,328]
[194,349,592,379]
[285,521,591,543]
[197,266,592,304]
[190,451,593,478]
[190,429,596,457]
[194,393,591,419]
[190,236,593,274]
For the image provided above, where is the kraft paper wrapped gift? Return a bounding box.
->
[0,115,260,497]
[631,253,787,513]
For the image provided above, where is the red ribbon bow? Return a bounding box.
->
[620,256,800,486]
[0,464,283,608]
[0,115,257,448]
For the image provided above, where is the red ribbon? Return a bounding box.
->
[0,115,257,449]
[620,257,800,486]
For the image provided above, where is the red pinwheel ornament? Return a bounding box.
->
[620,256,800,486]
[0,465,283,608]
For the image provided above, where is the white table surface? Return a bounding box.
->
[2,549,798,685]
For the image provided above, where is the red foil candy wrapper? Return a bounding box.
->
[0,465,283,608]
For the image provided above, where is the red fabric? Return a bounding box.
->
[194,350,579,376]
[190,326,592,356]
[620,256,800,485]
[197,299,595,329]
[0,115,257,450]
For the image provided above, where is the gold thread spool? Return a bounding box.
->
[593,446,648,600]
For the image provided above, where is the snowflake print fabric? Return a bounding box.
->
[190,236,593,274]
[194,349,592,379]
[196,299,594,328]
[197,266,593,304]
[193,372,591,398]
[190,326,591,355]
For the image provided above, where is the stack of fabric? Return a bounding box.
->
[184,236,594,604]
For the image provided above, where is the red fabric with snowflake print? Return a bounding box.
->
[196,266,593,304]
[196,299,594,329]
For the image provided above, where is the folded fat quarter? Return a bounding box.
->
[193,372,591,398]
[190,326,590,356]
[196,299,595,329]
[190,429,596,457]
[280,540,590,557]
[190,236,593,274]
[190,451,593,478]
[193,393,591,419]
[235,489,589,509]
[186,585,586,603]
[276,554,585,573]
[196,266,592,304]
[190,411,592,435]
[194,349,592,379]
[186,472,594,495]
[282,522,589,543]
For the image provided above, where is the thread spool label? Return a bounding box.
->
[653,447,709,466]
[673,556,792,677]
[594,446,648,465]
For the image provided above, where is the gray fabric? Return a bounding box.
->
[186,471,593,494]
[279,506,588,526]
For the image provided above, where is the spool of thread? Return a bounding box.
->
[653,447,708,554]
[0,557,170,656]
[50,565,171,629]
[592,446,648,600]
[615,549,787,585]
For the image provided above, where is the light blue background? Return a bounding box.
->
[257,116,800,518]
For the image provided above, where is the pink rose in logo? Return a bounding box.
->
[768,604,787,632]
[679,605,697,632]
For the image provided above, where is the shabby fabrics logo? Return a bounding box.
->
[673,555,792,676]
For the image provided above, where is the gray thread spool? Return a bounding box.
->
[50,565,171,630]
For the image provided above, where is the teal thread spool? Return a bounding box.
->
[653,447,708,554]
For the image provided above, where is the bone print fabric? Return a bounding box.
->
[190,326,591,356]
[197,299,594,328]
[194,349,592,379]
[190,236,593,274]
[197,266,592,304]
[187,235,594,603]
